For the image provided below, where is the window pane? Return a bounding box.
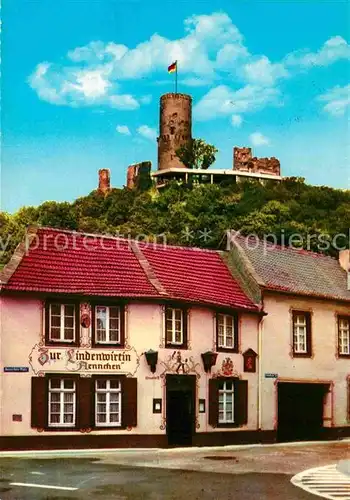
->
[51,316,61,327]
[65,316,74,328]
[175,309,182,321]
[64,414,73,424]
[109,307,120,319]
[96,307,107,329]
[64,380,74,390]
[97,414,106,423]
[96,380,107,390]
[50,414,60,424]
[50,327,61,339]
[50,304,61,315]
[65,305,75,317]
[110,413,119,422]
[109,318,119,330]
[109,380,120,390]
[64,328,74,340]
[50,379,61,389]
[109,329,119,342]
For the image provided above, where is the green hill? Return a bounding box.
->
[1,177,349,267]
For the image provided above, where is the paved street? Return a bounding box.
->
[0,441,348,499]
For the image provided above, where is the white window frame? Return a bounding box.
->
[217,314,235,349]
[218,381,234,424]
[48,378,76,427]
[95,305,121,344]
[49,303,75,342]
[165,308,183,345]
[95,379,122,427]
[338,317,350,355]
[293,313,308,354]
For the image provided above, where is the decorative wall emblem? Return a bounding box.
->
[80,313,91,329]
[80,303,91,348]
[212,357,240,378]
[160,351,201,377]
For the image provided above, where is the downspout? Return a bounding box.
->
[258,295,266,432]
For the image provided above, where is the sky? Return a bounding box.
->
[2,0,350,213]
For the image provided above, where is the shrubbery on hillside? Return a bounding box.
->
[1,178,349,267]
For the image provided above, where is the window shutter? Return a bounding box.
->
[234,379,248,425]
[305,312,312,355]
[183,308,188,347]
[120,305,126,347]
[79,376,93,429]
[208,379,219,427]
[122,377,137,427]
[234,314,239,352]
[31,377,47,428]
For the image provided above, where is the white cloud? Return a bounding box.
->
[116,125,131,135]
[242,56,288,86]
[28,12,349,118]
[109,94,139,110]
[318,85,350,116]
[285,36,350,68]
[231,114,242,127]
[195,84,281,121]
[249,132,270,146]
[137,125,157,141]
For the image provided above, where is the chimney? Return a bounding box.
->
[339,250,350,272]
[339,250,350,290]
[98,169,111,194]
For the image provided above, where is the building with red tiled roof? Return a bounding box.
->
[0,227,262,450]
[227,231,350,442]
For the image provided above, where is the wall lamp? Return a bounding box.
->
[144,349,158,374]
[201,351,218,373]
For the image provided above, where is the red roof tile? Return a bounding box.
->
[1,228,259,312]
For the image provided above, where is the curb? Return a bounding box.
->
[0,438,349,459]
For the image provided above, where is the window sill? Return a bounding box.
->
[217,347,239,354]
[92,343,125,349]
[45,426,79,432]
[292,352,312,358]
[338,353,350,358]
[45,340,79,347]
[165,344,188,350]
[215,423,241,429]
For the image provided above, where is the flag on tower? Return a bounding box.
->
[168,61,177,73]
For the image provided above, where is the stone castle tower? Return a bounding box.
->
[157,93,192,171]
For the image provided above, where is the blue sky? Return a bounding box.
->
[2,0,349,213]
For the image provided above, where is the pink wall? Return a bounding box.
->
[1,296,260,437]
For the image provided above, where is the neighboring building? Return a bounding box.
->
[227,232,350,442]
[0,227,263,450]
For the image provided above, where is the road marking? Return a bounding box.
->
[291,464,350,500]
[10,482,78,491]
[30,472,45,475]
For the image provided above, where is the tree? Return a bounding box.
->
[176,139,218,170]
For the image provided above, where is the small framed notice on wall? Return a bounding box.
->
[153,399,162,414]
[199,399,206,413]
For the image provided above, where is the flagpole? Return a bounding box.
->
[175,60,178,94]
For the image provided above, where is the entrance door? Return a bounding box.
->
[277,382,328,442]
[166,375,196,447]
